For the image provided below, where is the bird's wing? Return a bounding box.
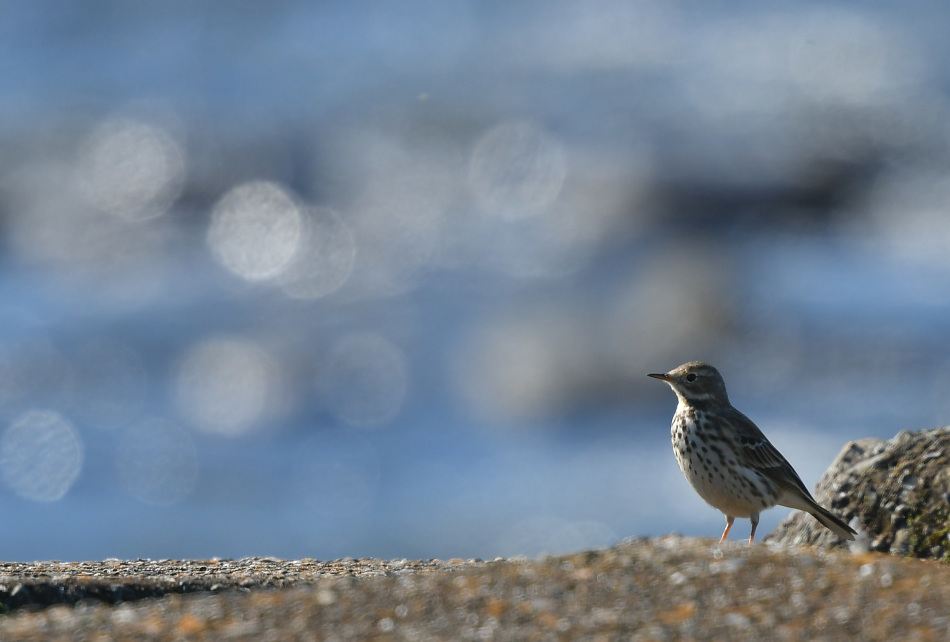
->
[725,408,815,499]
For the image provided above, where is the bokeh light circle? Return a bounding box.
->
[469,121,567,219]
[77,116,185,221]
[175,336,277,436]
[278,206,356,299]
[207,181,303,282]
[0,410,84,502]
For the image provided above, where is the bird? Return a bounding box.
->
[648,361,856,544]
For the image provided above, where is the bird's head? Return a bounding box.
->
[648,361,730,406]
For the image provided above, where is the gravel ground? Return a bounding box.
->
[0,556,480,612]
[0,536,948,640]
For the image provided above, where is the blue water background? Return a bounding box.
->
[1,1,949,561]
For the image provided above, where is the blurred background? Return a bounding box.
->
[1,0,949,562]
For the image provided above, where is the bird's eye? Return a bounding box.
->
[685,373,697,382]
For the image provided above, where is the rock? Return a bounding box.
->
[766,426,950,560]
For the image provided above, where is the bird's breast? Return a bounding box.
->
[670,410,777,517]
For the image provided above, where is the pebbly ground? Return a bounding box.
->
[0,556,478,612]
[0,536,948,640]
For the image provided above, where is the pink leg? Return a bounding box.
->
[720,516,735,543]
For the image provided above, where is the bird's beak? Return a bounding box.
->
[647,372,672,382]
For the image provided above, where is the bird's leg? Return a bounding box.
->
[749,513,760,545]
[719,516,735,543]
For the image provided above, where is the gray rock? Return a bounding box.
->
[766,426,950,560]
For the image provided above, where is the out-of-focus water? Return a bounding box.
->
[1,1,950,561]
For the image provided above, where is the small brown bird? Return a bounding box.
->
[649,361,856,544]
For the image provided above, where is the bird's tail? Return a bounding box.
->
[778,487,857,541]
[807,502,856,541]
